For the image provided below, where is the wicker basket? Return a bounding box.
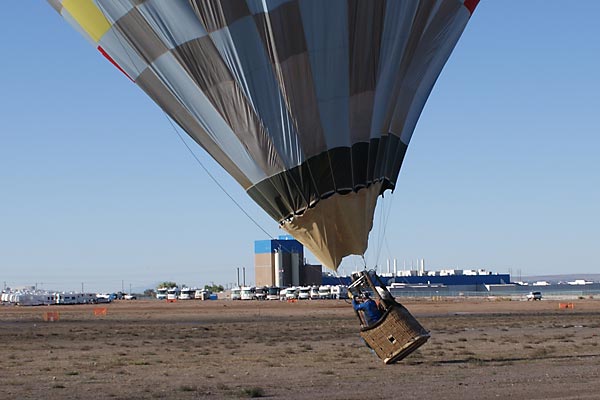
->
[359,301,429,364]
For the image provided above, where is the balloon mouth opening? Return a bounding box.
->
[278,180,395,225]
[280,184,383,270]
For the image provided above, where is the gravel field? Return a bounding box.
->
[1,298,599,399]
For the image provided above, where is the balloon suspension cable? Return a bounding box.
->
[163,114,275,240]
[373,191,396,269]
[331,270,352,305]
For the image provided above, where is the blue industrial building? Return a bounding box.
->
[254,236,321,287]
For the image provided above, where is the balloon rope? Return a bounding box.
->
[374,191,396,269]
[163,114,276,240]
[374,195,386,268]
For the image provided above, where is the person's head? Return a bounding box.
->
[362,292,370,300]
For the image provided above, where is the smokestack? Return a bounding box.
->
[243,267,246,286]
[291,252,300,286]
[387,259,390,274]
[274,249,282,287]
[237,267,240,287]
[393,259,397,277]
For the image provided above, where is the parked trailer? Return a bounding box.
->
[54,293,79,305]
[241,286,256,300]
[178,287,194,300]
[318,285,332,299]
[156,287,168,300]
[194,289,211,300]
[16,293,54,306]
[331,285,349,299]
[285,287,299,300]
[167,287,180,300]
[77,293,98,304]
[298,287,311,300]
[309,286,320,300]
[278,288,289,301]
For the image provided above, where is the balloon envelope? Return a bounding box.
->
[48,0,478,269]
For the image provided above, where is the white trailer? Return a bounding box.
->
[331,285,349,299]
[167,287,180,300]
[194,289,211,300]
[178,287,194,300]
[241,286,256,300]
[231,287,241,300]
[156,287,168,300]
[16,293,50,306]
[54,292,78,305]
[309,286,320,300]
[318,285,332,299]
[297,287,311,300]
[285,287,299,300]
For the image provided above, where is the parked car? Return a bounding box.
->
[526,291,542,301]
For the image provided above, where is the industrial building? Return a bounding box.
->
[254,236,322,287]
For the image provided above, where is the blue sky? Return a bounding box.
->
[1,1,598,292]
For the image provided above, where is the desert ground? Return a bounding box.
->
[1,297,599,399]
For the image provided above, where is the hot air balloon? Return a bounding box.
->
[48,0,479,270]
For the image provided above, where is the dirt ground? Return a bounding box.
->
[1,298,599,400]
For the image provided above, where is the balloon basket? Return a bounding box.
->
[359,301,429,364]
[350,270,429,364]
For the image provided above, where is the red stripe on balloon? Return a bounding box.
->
[463,0,479,15]
[97,46,134,82]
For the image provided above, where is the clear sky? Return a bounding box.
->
[1,2,598,292]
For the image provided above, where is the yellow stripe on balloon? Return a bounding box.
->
[62,0,111,43]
